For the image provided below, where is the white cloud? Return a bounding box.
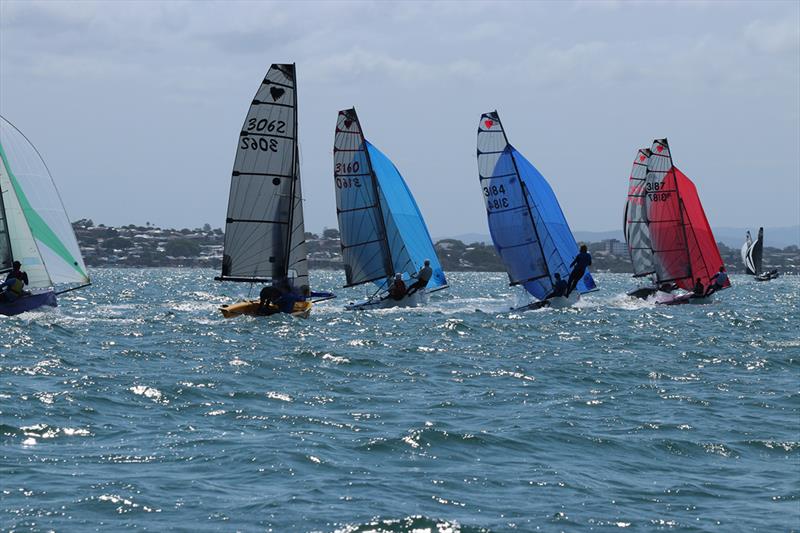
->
[744,18,800,55]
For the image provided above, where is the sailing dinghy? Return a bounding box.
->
[216,64,328,318]
[0,116,90,316]
[742,228,778,281]
[334,108,447,310]
[476,111,596,311]
[631,138,729,305]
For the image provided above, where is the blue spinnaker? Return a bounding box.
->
[477,111,595,301]
[367,141,447,290]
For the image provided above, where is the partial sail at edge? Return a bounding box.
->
[0,115,89,291]
[624,148,656,277]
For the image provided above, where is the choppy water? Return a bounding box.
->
[1,270,798,532]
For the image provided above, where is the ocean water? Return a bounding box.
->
[1,270,797,532]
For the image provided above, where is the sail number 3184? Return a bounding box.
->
[484,185,509,210]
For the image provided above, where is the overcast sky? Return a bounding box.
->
[1,0,798,237]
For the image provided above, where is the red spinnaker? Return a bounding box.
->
[674,168,728,291]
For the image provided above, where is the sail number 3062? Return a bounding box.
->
[484,185,509,210]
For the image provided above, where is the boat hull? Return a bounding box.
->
[627,286,659,300]
[0,291,58,316]
[345,290,428,311]
[658,293,714,306]
[219,299,312,319]
[513,292,579,312]
[755,270,779,282]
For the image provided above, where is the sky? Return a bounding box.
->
[1,0,798,237]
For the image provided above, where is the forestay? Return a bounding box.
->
[219,63,307,288]
[624,148,656,277]
[0,116,89,291]
[334,108,446,290]
[477,111,595,301]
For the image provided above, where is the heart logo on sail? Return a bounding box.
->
[656,145,664,153]
[484,119,494,129]
[270,87,285,101]
[344,119,353,129]
[639,155,646,162]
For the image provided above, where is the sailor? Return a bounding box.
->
[257,285,282,314]
[692,278,704,297]
[545,272,569,300]
[565,244,592,297]
[387,273,407,301]
[6,261,29,286]
[704,266,728,296]
[406,259,433,296]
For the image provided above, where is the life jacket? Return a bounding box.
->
[8,277,24,296]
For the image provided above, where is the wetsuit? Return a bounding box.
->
[388,279,407,301]
[545,278,569,300]
[565,251,592,297]
[406,266,433,296]
[693,281,704,297]
[705,271,728,296]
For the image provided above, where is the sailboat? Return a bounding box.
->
[0,115,91,315]
[630,138,729,304]
[741,227,778,281]
[333,107,447,310]
[216,64,324,318]
[476,111,596,311]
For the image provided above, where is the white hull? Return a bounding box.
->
[513,292,579,312]
[345,289,428,311]
[658,292,714,306]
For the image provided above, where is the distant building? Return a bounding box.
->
[602,238,628,256]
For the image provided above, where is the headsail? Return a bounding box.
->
[334,108,446,290]
[0,116,90,291]
[218,63,307,288]
[624,148,656,277]
[477,111,595,301]
[741,228,763,275]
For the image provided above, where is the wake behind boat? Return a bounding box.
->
[623,138,730,305]
[476,111,597,311]
[0,116,91,315]
[333,108,447,311]
[215,64,333,318]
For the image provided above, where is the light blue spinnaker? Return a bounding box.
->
[476,111,595,301]
[334,108,446,291]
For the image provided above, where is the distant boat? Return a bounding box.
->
[742,227,779,281]
[333,107,447,310]
[0,115,91,315]
[215,64,321,318]
[476,111,596,311]
[627,138,729,304]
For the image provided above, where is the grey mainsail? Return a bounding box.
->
[624,148,655,277]
[218,63,307,287]
[0,181,12,273]
[333,108,393,287]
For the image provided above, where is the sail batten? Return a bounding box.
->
[220,63,307,287]
[477,111,595,301]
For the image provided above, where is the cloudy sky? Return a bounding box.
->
[1,0,798,237]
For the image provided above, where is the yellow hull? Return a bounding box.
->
[219,299,312,319]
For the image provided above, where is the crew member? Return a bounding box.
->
[705,266,729,296]
[406,260,433,296]
[565,245,592,297]
[544,272,569,300]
